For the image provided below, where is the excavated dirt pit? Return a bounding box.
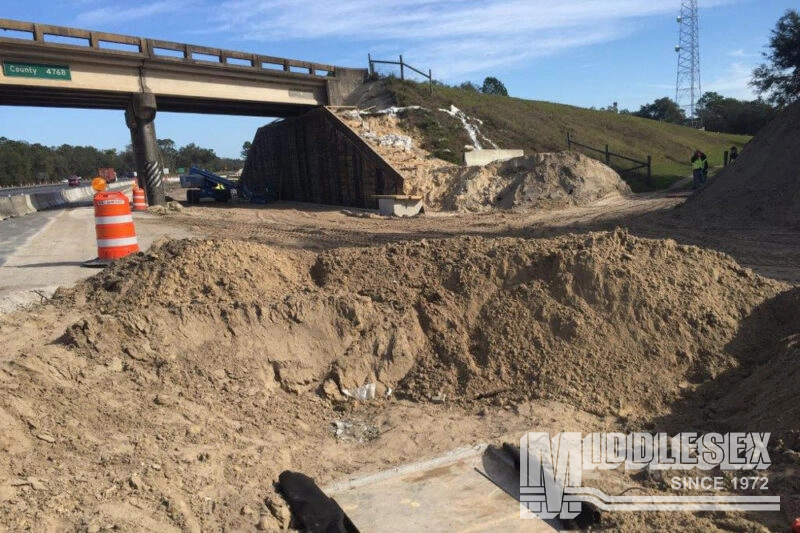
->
[1,231,799,531]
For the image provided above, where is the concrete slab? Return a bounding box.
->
[464,149,524,166]
[374,195,424,217]
[324,445,560,532]
[0,206,192,313]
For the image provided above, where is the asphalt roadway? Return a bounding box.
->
[0,210,54,267]
[0,206,192,313]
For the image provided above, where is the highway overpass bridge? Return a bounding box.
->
[0,19,367,205]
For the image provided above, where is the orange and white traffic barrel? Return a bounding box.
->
[93,191,140,260]
[132,187,148,211]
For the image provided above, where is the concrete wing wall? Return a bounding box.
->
[241,107,404,209]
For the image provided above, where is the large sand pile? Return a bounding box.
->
[62,232,783,415]
[681,100,800,227]
[1,234,798,530]
[426,151,632,211]
[337,110,630,212]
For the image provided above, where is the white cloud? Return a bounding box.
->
[206,0,738,79]
[729,48,758,58]
[704,61,758,100]
[74,1,196,26]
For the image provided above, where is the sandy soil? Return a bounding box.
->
[168,190,800,285]
[1,192,798,532]
[2,98,799,533]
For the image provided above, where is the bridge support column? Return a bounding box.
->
[126,92,165,207]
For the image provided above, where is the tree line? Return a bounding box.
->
[0,137,243,188]
[626,93,775,135]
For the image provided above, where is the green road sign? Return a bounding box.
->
[2,61,71,81]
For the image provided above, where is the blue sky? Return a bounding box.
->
[0,0,792,158]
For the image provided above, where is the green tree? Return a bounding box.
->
[158,138,179,171]
[752,9,800,107]
[0,142,30,186]
[633,97,686,124]
[480,76,508,96]
[177,143,217,170]
[241,141,252,160]
[696,92,774,135]
[119,145,136,173]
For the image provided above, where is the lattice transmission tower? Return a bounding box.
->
[674,0,701,127]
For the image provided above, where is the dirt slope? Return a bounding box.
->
[681,100,800,227]
[337,110,631,212]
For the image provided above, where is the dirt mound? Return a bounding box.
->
[431,151,631,211]
[681,100,800,227]
[311,231,781,413]
[0,234,795,530]
[69,237,311,310]
[59,232,782,418]
[692,287,800,436]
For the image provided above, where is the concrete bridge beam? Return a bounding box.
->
[125,92,165,206]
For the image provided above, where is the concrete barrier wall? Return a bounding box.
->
[463,149,524,167]
[30,192,61,211]
[0,197,15,217]
[10,195,36,216]
[1,182,131,219]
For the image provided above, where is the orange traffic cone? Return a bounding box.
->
[132,187,148,211]
[83,191,140,267]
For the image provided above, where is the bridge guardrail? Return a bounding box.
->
[0,18,337,77]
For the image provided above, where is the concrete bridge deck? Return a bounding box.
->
[0,18,369,207]
[0,18,365,116]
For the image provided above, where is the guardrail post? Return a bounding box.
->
[399,55,404,80]
[605,144,610,165]
[647,155,652,186]
[567,132,571,150]
[723,150,729,167]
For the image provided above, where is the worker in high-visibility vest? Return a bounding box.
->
[691,150,708,189]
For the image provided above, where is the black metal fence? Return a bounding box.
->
[368,54,432,95]
[567,133,651,185]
